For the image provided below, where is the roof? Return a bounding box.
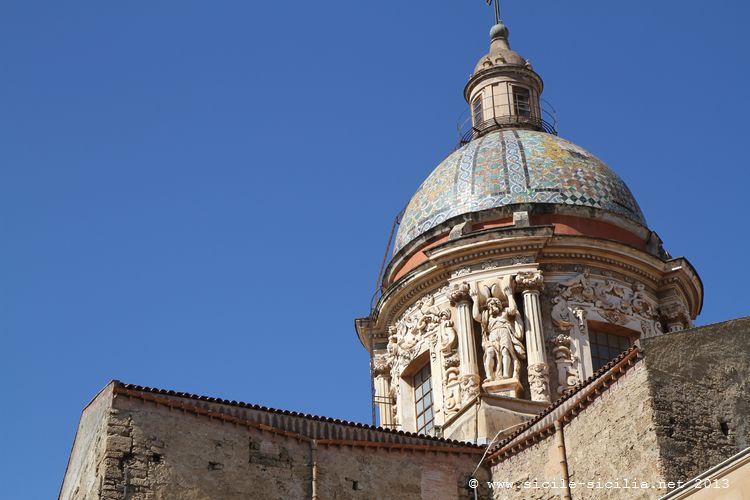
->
[394,129,646,253]
[111,381,483,452]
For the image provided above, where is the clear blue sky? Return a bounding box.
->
[2,1,748,497]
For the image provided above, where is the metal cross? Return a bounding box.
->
[486,0,502,25]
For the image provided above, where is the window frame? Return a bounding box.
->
[512,85,532,117]
[472,94,484,125]
[588,329,634,371]
[413,364,434,435]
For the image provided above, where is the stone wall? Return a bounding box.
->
[59,387,113,500]
[643,317,750,482]
[489,360,667,499]
[563,362,666,499]
[61,383,491,500]
[489,439,562,500]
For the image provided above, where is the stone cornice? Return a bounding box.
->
[369,228,703,348]
[464,65,544,102]
[384,203,651,287]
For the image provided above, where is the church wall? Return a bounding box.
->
[314,443,486,500]
[562,362,667,499]
[68,390,489,500]
[489,439,562,500]
[101,395,311,499]
[59,385,114,500]
[489,362,667,500]
[642,317,750,483]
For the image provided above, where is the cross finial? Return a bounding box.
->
[486,0,502,25]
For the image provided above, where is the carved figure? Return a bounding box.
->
[387,328,399,357]
[414,295,442,337]
[593,279,619,309]
[471,280,526,381]
[439,313,458,357]
[559,270,595,301]
[551,288,574,332]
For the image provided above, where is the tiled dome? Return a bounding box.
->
[395,129,646,253]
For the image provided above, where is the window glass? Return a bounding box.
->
[473,96,484,124]
[513,87,531,117]
[414,364,434,435]
[589,330,634,371]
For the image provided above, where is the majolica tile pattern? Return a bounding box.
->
[395,130,646,252]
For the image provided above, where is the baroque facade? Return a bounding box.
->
[355,17,701,444]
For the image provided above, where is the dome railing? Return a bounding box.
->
[457,98,558,145]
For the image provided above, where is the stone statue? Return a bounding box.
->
[439,313,458,357]
[471,281,526,382]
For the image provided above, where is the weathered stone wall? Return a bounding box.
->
[563,362,667,499]
[103,395,311,499]
[489,361,667,499]
[59,387,113,500]
[643,317,750,483]
[61,384,491,500]
[489,439,562,500]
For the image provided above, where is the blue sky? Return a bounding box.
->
[2,1,749,497]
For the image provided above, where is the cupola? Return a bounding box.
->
[463,22,553,141]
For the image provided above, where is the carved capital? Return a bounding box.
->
[549,333,572,349]
[515,271,544,293]
[449,282,472,305]
[372,355,392,378]
[660,302,689,321]
[659,302,690,332]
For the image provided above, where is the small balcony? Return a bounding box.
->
[457,97,558,145]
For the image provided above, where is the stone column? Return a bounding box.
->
[515,271,551,402]
[449,283,481,404]
[372,356,394,428]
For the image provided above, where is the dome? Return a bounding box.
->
[474,24,528,72]
[394,129,646,253]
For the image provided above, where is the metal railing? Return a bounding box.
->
[372,395,401,430]
[457,97,558,145]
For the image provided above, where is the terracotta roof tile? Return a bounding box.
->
[113,380,482,449]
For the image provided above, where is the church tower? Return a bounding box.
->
[355,12,702,444]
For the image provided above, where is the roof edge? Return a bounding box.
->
[111,380,483,450]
